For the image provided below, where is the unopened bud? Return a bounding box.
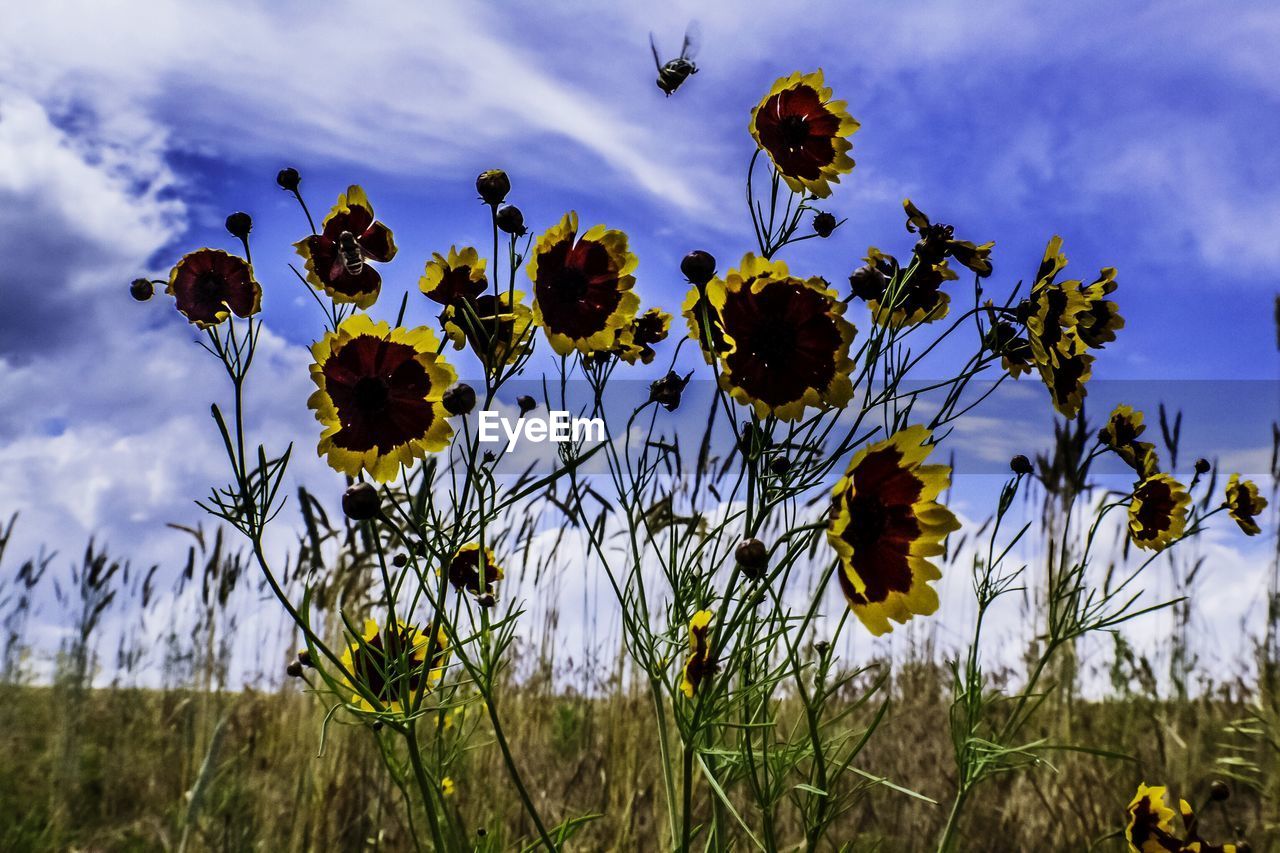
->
[517,394,537,414]
[680,250,717,286]
[770,456,792,475]
[443,383,477,416]
[286,659,303,678]
[735,538,769,580]
[224,211,252,240]
[476,170,511,206]
[1010,455,1033,476]
[812,211,837,238]
[276,167,301,192]
[649,370,692,412]
[848,265,888,302]
[130,278,154,301]
[1194,458,1211,476]
[1209,780,1230,801]
[392,553,408,568]
[342,482,381,521]
[297,649,314,668]
[495,204,526,236]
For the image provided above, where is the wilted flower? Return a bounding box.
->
[448,543,505,597]
[294,185,397,309]
[1101,405,1159,478]
[528,212,639,355]
[1024,236,1094,417]
[750,69,858,198]
[340,618,449,713]
[903,199,993,277]
[1128,473,1190,551]
[614,308,671,365]
[1225,473,1267,536]
[419,246,488,306]
[984,320,1033,378]
[710,254,856,421]
[826,425,960,636]
[166,248,262,329]
[308,314,456,482]
[859,247,956,327]
[680,609,716,698]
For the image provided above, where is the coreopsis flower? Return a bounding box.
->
[441,291,535,369]
[447,543,505,597]
[339,618,449,713]
[308,314,456,483]
[419,246,488,306]
[1125,784,1179,853]
[711,254,856,421]
[859,247,956,327]
[749,70,859,198]
[682,277,729,364]
[441,777,456,798]
[826,425,961,636]
[1024,236,1094,417]
[983,320,1034,378]
[527,212,640,355]
[615,307,671,365]
[1076,267,1124,348]
[1128,473,1190,551]
[902,199,994,277]
[294,185,397,309]
[1102,405,1159,478]
[1225,474,1267,536]
[680,609,716,699]
[166,248,262,328]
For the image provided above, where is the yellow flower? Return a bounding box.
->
[441,290,535,370]
[1076,267,1124,348]
[441,776,455,797]
[613,307,672,365]
[447,543,505,597]
[308,314,455,483]
[1128,473,1191,551]
[826,425,960,636]
[682,278,729,365]
[1101,405,1159,478]
[710,254,856,421]
[749,70,859,198]
[528,212,640,355]
[680,609,716,699]
[419,246,488,306]
[1225,474,1267,536]
[339,618,449,714]
[293,185,397,309]
[1125,784,1179,853]
[1025,236,1094,417]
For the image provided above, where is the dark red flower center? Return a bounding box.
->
[778,114,811,147]
[353,377,390,413]
[833,447,924,604]
[322,335,438,454]
[534,237,624,340]
[1133,480,1176,541]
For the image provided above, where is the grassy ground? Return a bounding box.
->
[2,670,1273,852]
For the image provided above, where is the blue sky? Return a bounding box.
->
[0,0,1277,678]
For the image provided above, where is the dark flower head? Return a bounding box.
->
[862,246,955,327]
[528,212,640,355]
[309,314,456,483]
[130,278,154,302]
[681,250,717,286]
[649,370,692,411]
[848,263,888,303]
[1010,454,1033,476]
[1194,458,1211,476]
[224,211,252,240]
[735,538,769,579]
[276,167,301,191]
[476,169,511,206]
[340,618,449,713]
[613,307,671,365]
[750,70,859,198]
[342,481,381,520]
[294,185,397,309]
[286,659,304,678]
[419,246,488,306]
[166,248,262,329]
[826,425,960,636]
[1076,267,1124,349]
[442,383,477,416]
[447,543,505,597]
[1225,474,1267,536]
[903,199,994,278]
[813,211,838,238]
[518,394,537,414]
[713,254,856,421]
[680,610,717,698]
[1128,473,1190,551]
[495,204,526,236]
[1101,405,1159,478]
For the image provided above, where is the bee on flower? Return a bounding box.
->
[294,185,397,309]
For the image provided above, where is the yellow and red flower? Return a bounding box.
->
[1102,405,1159,478]
[826,425,960,636]
[308,314,455,483]
[682,277,729,364]
[1225,474,1267,536]
[166,248,261,328]
[419,246,488,306]
[680,609,716,699]
[447,543,505,597]
[614,307,671,365]
[1125,784,1179,853]
[294,185,397,308]
[710,254,855,421]
[1076,267,1124,349]
[441,291,535,370]
[863,246,957,327]
[528,212,640,355]
[1024,236,1094,417]
[339,617,449,714]
[750,70,859,198]
[1128,473,1190,551]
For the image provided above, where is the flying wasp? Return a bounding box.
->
[650,22,701,96]
[337,230,364,276]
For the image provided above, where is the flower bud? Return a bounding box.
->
[649,370,692,412]
[680,250,717,286]
[735,537,769,580]
[286,659,303,678]
[476,169,511,206]
[297,649,314,668]
[130,278,154,302]
[392,553,408,568]
[770,456,792,475]
[276,167,301,191]
[224,211,252,240]
[443,383,477,416]
[1194,458,1211,476]
[495,204,526,236]
[1010,454,1033,476]
[517,394,537,414]
[476,592,496,609]
[342,481,381,521]
[848,265,888,302]
[812,211,837,238]
[1209,780,1230,801]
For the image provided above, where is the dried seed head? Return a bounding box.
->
[680,250,717,286]
[812,211,837,238]
[1010,454,1033,476]
[735,538,769,580]
[476,169,511,206]
[130,278,154,302]
[495,204,526,236]
[1195,458,1211,475]
[286,659,303,678]
[224,211,253,240]
[517,394,537,414]
[275,167,301,192]
[342,482,381,521]
[443,383,477,416]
